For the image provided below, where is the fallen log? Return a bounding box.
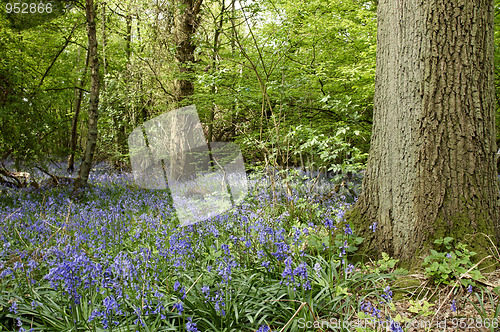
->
[0,165,30,188]
[0,163,74,189]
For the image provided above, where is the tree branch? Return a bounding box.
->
[38,21,82,88]
[137,55,175,98]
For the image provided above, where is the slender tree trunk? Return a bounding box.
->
[168,0,203,181]
[348,0,500,264]
[207,0,225,144]
[115,7,128,157]
[75,0,100,188]
[67,47,90,173]
[172,0,203,103]
[125,14,132,62]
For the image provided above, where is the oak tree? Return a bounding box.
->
[349,0,500,264]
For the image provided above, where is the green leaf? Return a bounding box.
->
[354,237,364,244]
[443,237,454,245]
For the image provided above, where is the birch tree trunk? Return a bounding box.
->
[348,0,500,264]
[75,0,100,188]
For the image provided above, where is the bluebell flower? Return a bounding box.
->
[221,244,230,255]
[313,262,322,277]
[371,307,381,318]
[360,301,380,318]
[173,301,184,315]
[339,240,348,259]
[369,222,377,232]
[360,301,371,313]
[0,268,13,279]
[257,325,271,332]
[13,261,23,271]
[451,299,457,312]
[467,285,473,293]
[293,261,308,280]
[292,227,301,244]
[257,250,265,258]
[390,320,403,332]
[344,224,353,235]
[381,286,393,303]
[10,301,18,314]
[446,253,452,258]
[31,300,39,309]
[324,218,336,230]
[281,256,295,286]
[186,317,199,331]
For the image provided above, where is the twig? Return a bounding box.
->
[170,273,204,312]
[35,166,59,186]
[430,255,493,327]
[262,298,318,330]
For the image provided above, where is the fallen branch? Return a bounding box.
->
[0,162,30,188]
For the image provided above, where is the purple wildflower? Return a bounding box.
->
[173,301,184,315]
[344,224,353,235]
[451,299,457,312]
[186,317,199,332]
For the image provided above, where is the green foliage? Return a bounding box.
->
[367,252,402,274]
[288,125,368,173]
[422,237,484,286]
[468,288,500,331]
[407,299,435,317]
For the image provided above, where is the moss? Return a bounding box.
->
[433,210,498,272]
[346,200,499,272]
[392,276,422,301]
[345,205,377,263]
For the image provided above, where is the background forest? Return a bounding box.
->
[1,0,500,331]
[1,0,376,173]
[0,0,499,173]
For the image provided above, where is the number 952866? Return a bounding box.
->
[5,2,53,14]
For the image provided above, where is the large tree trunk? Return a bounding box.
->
[348,0,499,264]
[75,0,100,188]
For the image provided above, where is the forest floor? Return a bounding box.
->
[360,269,500,332]
[0,160,499,332]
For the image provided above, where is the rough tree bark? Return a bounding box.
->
[169,0,203,181]
[348,0,500,265]
[172,0,203,102]
[75,0,100,188]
